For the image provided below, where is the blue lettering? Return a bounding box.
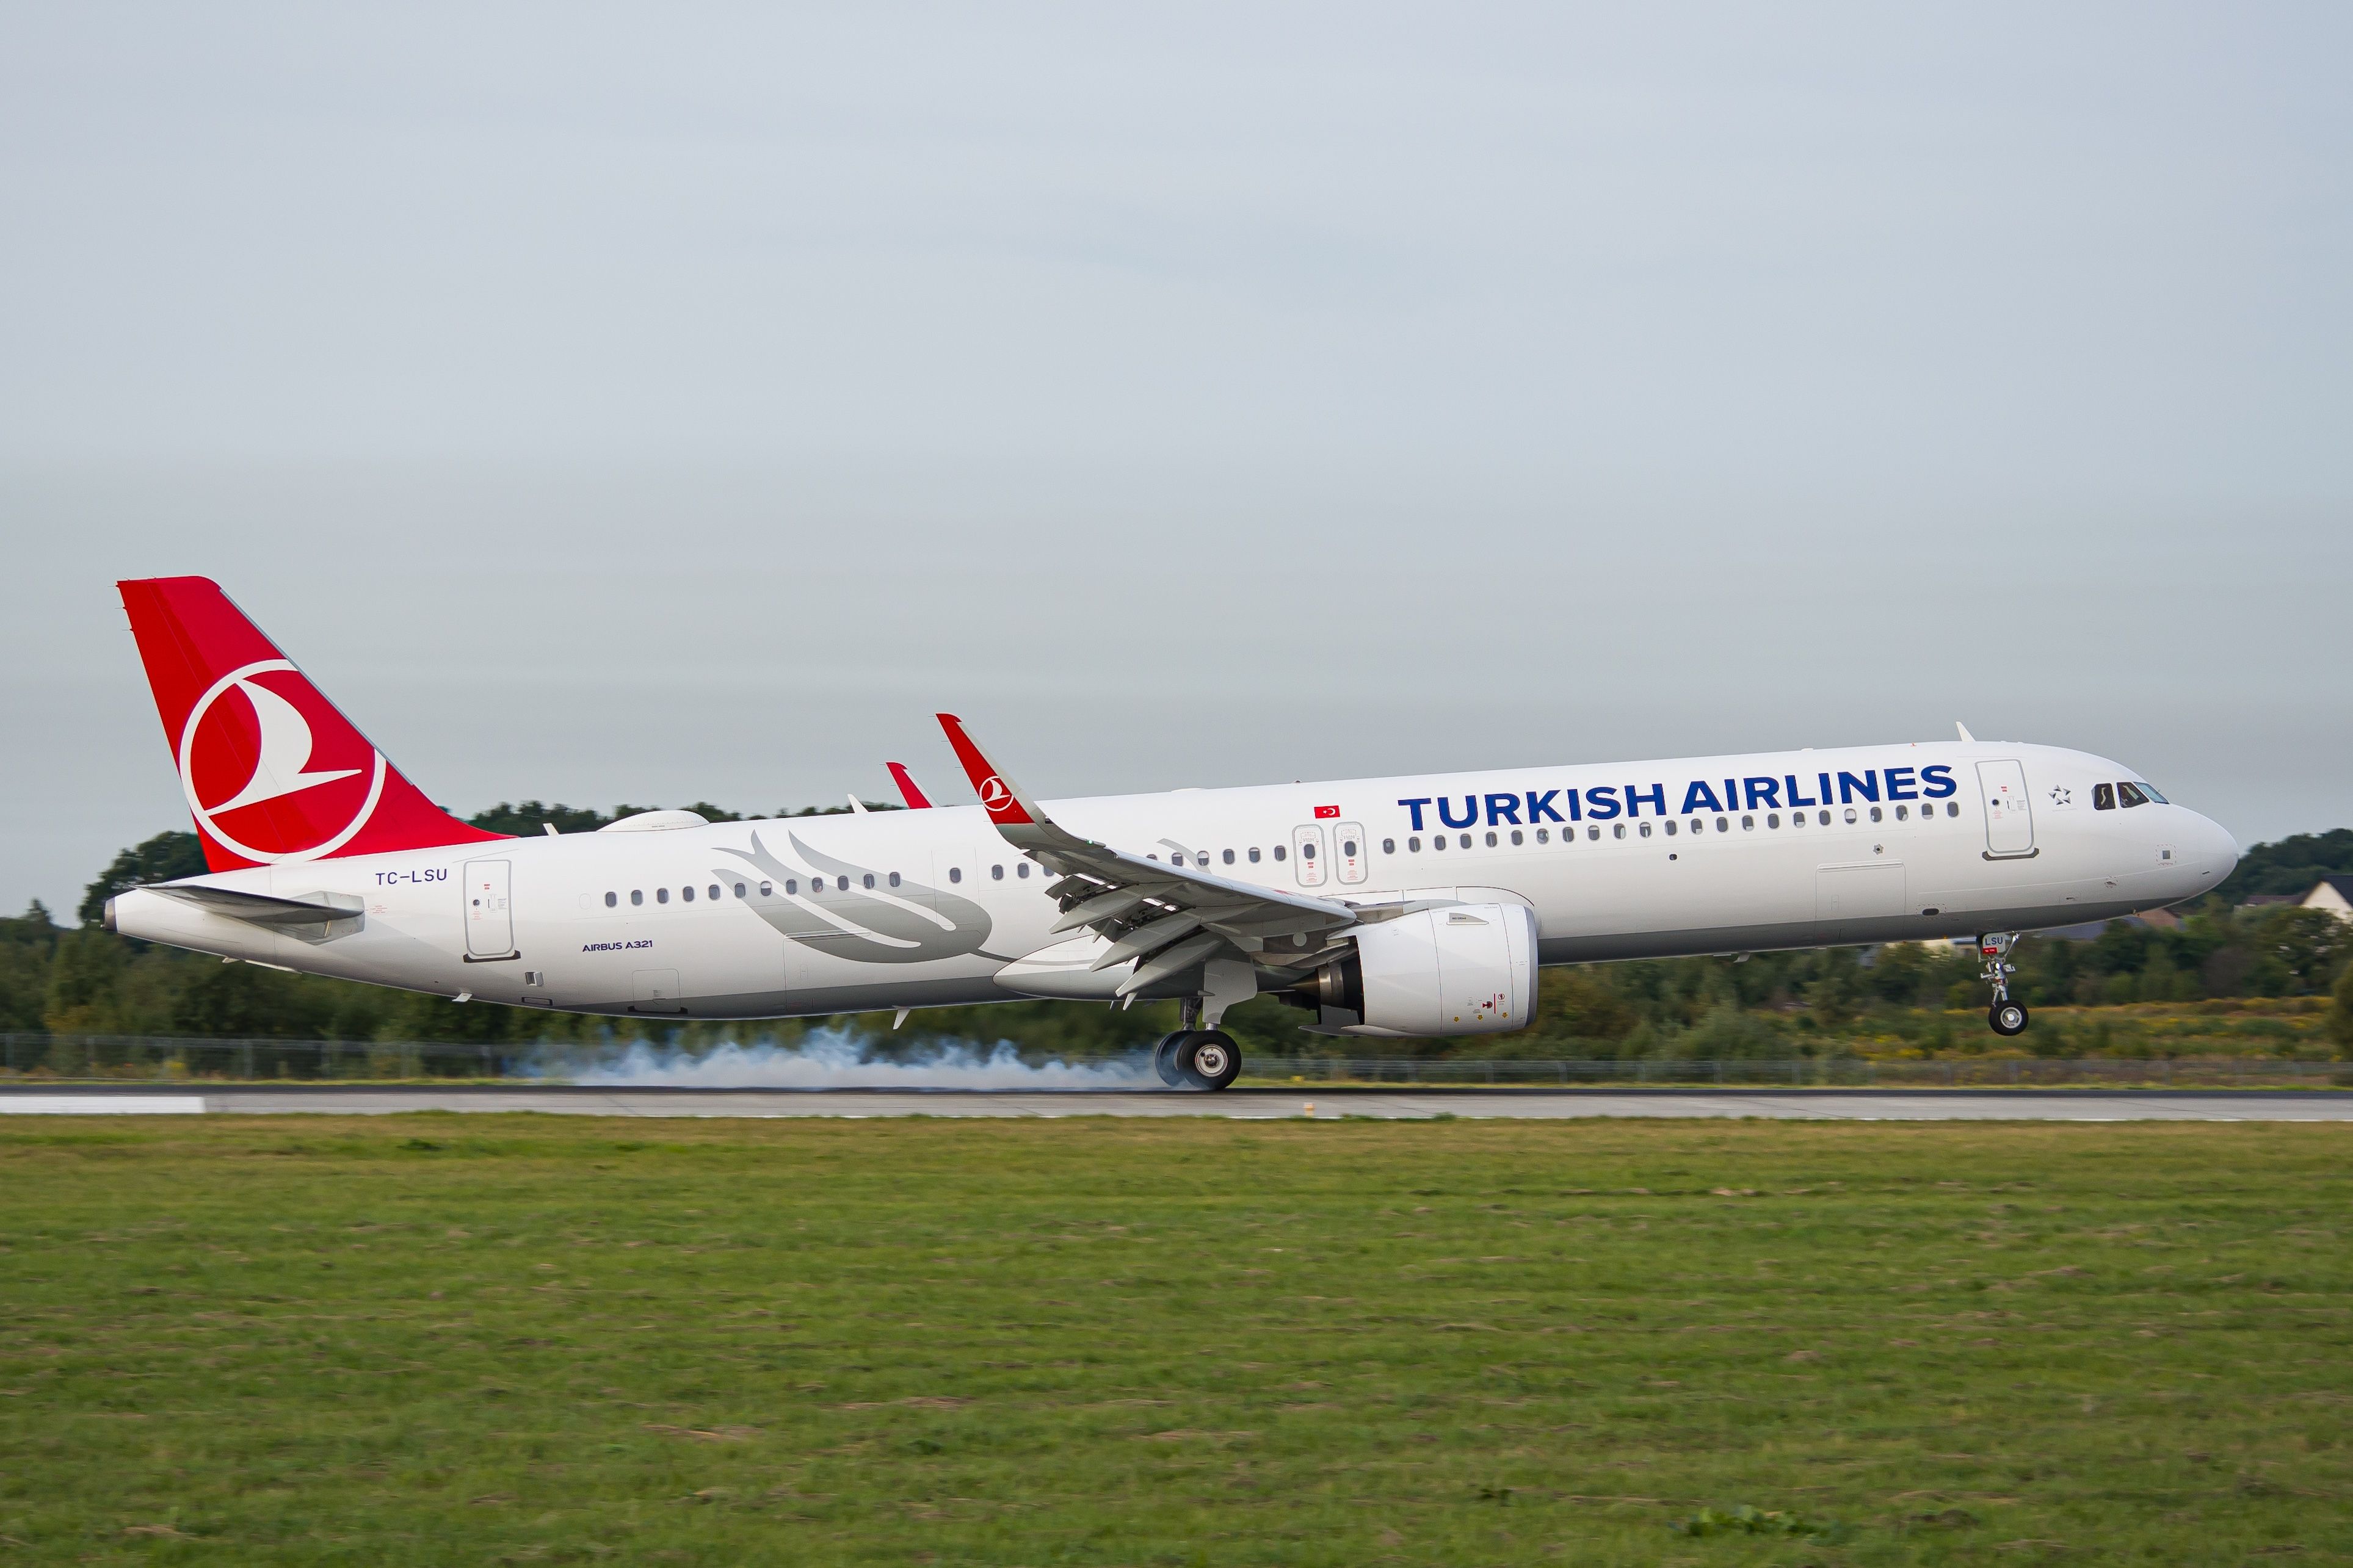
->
[1785,773,1819,808]
[1819,771,1834,806]
[1565,787,1582,822]
[1526,789,1564,823]
[1920,764,1955,799]
[1680,780,1723,814]
[1836,770,1879,804]
[1438,795,1479,829]
[1586,785,1621,820]
[1485,792,1523,826]
[1743,776,1780,810]
[1885,766,1920,801]
[1397,798,1432,831]
[1626,782,1666,818]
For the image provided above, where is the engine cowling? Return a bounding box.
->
[1303,901,1537,1038]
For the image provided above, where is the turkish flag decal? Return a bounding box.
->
[1313,804,1340,819]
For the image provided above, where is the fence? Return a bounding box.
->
[1,1032,2346,1088]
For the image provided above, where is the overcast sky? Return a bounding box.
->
[3,3,2348,915]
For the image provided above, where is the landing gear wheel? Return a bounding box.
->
[1179,1030,1243,1091]
[1152,1032,1188,1088]
[1989,1000,2029,1037]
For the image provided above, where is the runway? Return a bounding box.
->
[4,1086,2352,1120]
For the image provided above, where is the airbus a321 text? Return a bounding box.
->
[104,577,2239,1089]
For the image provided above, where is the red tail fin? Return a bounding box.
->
[118,576,509,872]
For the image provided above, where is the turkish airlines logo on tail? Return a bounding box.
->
[978,775,1015,812]
[176,660,386,863]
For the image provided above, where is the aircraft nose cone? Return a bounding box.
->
[2200,815,2241,884]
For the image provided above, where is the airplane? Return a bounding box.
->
[103,576,2241,1090]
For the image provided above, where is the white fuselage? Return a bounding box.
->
[111,740,2238,1023]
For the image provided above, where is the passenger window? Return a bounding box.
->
[708,884,720,900]
[1382,837,1396,853]
[786,880,799,895]
[658,887,670,903]
[1742,814,1754,829]
[1248,847,1262,863]
[1843,808,1857,824]
[1484,831,1498,847]
[948,867,962,883]
[1894,805,1908,821]
[1818,810,1831,825]
[1195,853,1208,868]
[1458,834,1471,849]
[759,881,772,895]
[837,876,850,891]
[733,882,745,898]
[604,891,617,908]
[888,872,901,887]
[681,886,695,903]
[1018,862,1031,878]
[992,865,1005,880]
[1409,836,1422,851]
[1716,815,1729,833]
[1947,801,1960,817]
[1432,834,1446,851]
[1640,822,1653,838]
[1767,813,1781,829]
[1534,828,1548,844]
[1868,807,1882,823]
[1612,824,1626,840]
[1509,829,1522,846]
[1274,845,1286,861]
[1222,848,1235,864]
[862,873,876,889]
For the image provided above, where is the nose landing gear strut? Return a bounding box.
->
[1979,932,2029,1036]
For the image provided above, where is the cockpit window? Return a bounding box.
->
[2093,783,2116,811]
[2117,781,2154,808]
[2135,781,2167,804]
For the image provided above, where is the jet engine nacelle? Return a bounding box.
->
[1303,901,1537,1038]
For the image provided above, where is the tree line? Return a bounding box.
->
[4,811,2349,1064]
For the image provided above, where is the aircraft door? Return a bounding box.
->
[1333,822,1369,884]
[1977,760,2036,858]
[1291,824,1329,887]
[463,859,515,957]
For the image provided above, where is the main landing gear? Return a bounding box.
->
[1979,932,2029,1037]
[1154,1030,1242,1091]
[1153,995,1244,1091]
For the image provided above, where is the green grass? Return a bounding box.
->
[2,1117,2349,1565]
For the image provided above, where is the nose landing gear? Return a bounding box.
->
[1979,932,2029,1036]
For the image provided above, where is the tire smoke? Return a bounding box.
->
[555,1028,1155,1091]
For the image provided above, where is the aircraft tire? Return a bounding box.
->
[1989,1000,2029,1037]
[1153,1033,1189,1088]
[1180,1030,1243,1091]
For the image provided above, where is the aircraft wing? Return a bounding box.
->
[935,714,1358,995]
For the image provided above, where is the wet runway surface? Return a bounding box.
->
[5,1086,2351,1120]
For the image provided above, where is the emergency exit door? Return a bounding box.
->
[1976,761,2037,858]
[463,859,515,956]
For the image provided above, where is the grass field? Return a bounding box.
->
[2,1116,2349,1565]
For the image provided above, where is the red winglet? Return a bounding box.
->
[884,762,933,810]
[935,714,1037,826]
